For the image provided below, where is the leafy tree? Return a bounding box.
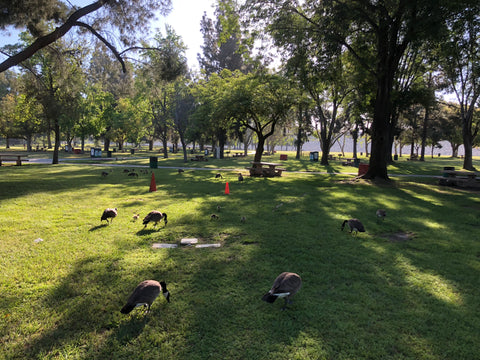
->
[438,103,464,158]
[137,27,188,156]
[197,0,253,158]
[88,44,135,151]
[437,5,480,170]
[0,0,172,73]
[214,70,295,163]
[198,0,249,76]
[12,93,45,151]
[0,70,19,148]
[20,32,85,163]
[244,0,469,179]
[171,78,196,162]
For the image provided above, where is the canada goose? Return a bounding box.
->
[215,173,223,179]
[238,173,244,182]
[132,213,140,222]
[123,169,130,173]
[120,280,170,315]
[143,211,168,228]
[128,172,138,177]
[178,169,184,174]
[101,171,108,177]
[341,218,365,236]
[210,214,219,220]
[262,272,302,310]
[101,208,117,224]
[376,209,386,221]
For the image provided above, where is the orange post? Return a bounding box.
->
[149,172,157,192]
[225,182,230,194]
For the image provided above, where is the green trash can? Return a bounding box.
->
[149,156,158,169]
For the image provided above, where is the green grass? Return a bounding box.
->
[1,154,479,359]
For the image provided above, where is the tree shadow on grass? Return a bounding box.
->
[114,316,149,344]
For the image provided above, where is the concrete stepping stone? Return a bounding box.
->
[195,243,221,248]
[152,243,178,249]
[181,238,198,245]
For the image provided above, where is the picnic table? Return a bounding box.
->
[440,170,480,188]
[246,161,286,177]
[191,155,208,162]
[0,154,29,166]
[342,158,356,166]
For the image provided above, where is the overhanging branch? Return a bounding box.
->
[0,0,107,73]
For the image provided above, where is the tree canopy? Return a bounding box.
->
[0,0,172,73]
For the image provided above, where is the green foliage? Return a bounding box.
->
[0,159,479,359]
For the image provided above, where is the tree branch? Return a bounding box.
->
[73,21,126,73]
[0,0,108,73]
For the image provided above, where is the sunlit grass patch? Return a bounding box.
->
[1,162,479,359]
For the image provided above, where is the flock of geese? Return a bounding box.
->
[101,174,387,315]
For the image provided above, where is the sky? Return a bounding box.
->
[159,0,217,71]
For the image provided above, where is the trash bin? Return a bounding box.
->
[150,156,158,169]
[393,154,398,160]
[130,149,135,155]
[90,147,102,158]
[204,149,209,156]
[358,164,369,176]
[107,150,112,158]
[309,151,319,162]
[354,158,361,167]
[280,154,288,160]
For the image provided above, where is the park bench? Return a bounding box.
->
[0,154,29,166]
[439,169,480,188]
[246,162,286,177]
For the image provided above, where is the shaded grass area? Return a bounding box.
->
[0,163,479,359]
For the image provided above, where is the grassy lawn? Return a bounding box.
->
[0,151,479,359]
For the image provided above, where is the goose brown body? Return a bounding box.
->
[262,272,302,309]
[143,211,168,228]
[101,208,117,223]
[120,280,170,314]
[341,219,365,235]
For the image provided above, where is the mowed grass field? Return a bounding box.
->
[1,151,479,359]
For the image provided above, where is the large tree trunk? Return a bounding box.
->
[52,119,60,164]
[26,135,33,152]
[253,134,266,163]
[218,129,226,159]
[363,42,396,180]
[419,106,429,161]
[365,79,391,180]
[104,138,110,152]
[462,124,475,170]
[162,137,168,158]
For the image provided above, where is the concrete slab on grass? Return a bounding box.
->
[181,238,198,245]
[195,243,221,248]
[152,243,178,249]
